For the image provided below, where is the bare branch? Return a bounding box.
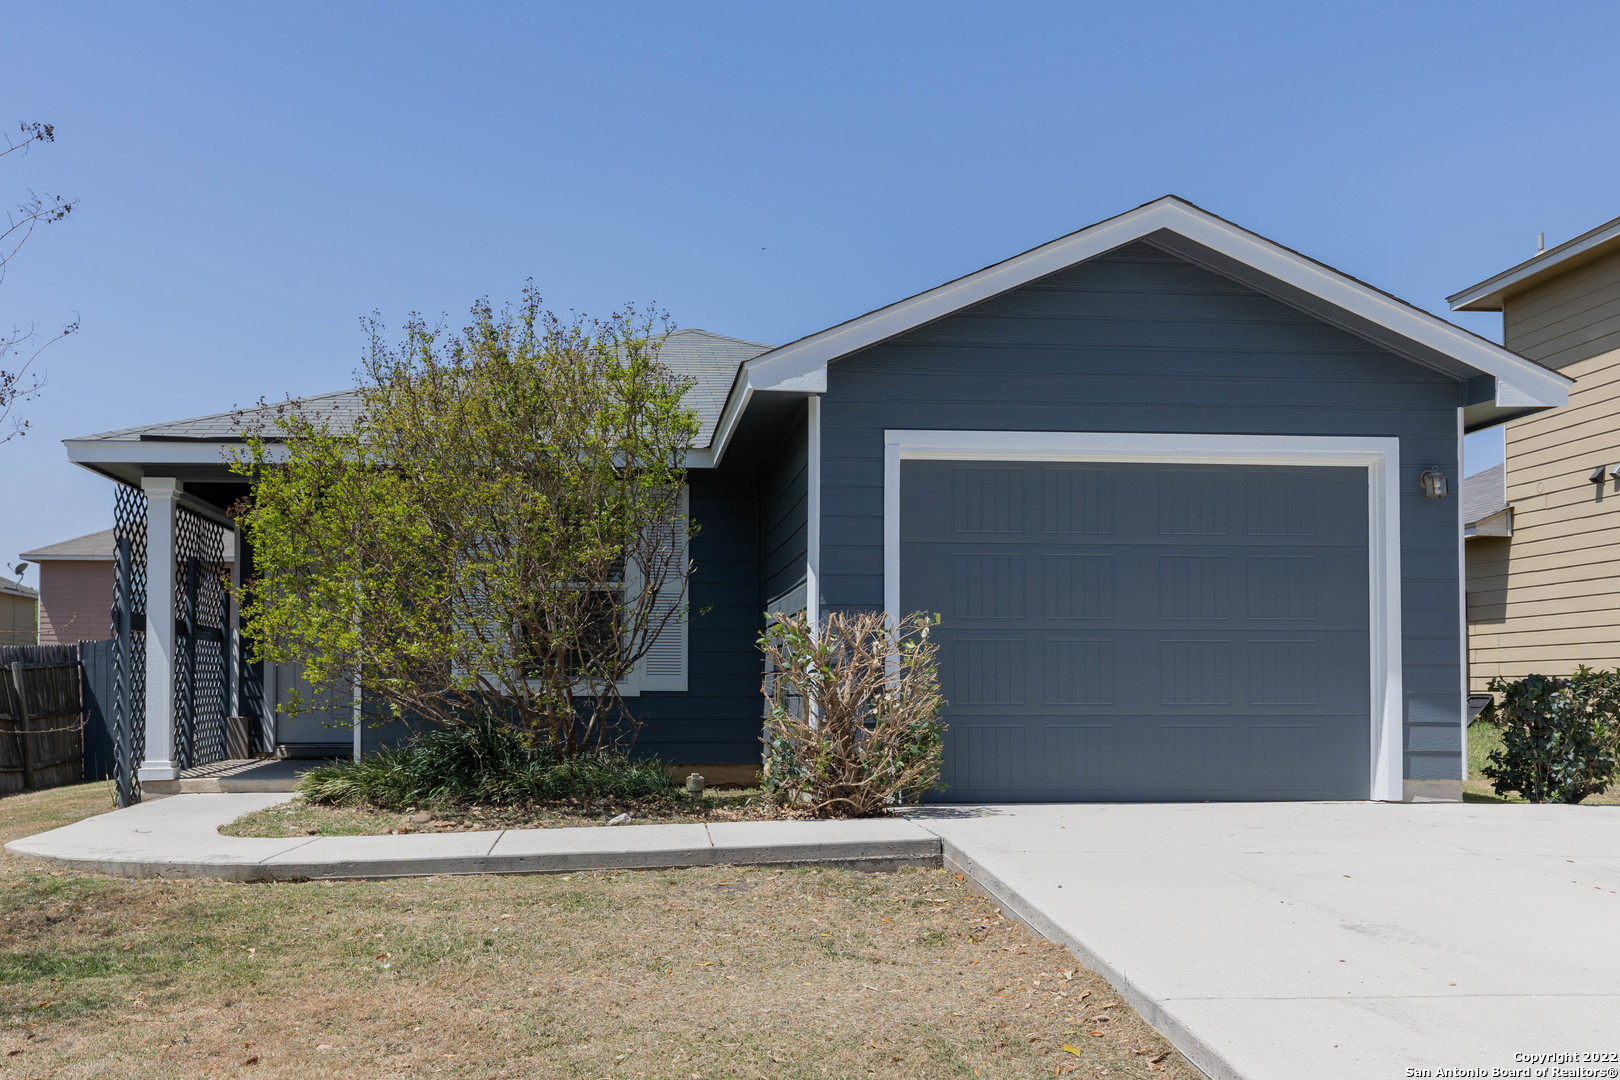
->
[0,121,76,441]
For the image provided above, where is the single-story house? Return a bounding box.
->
[1450,212,1620,692]
[18,528,235,645]
[0,575,39,647]
[64,196,1570,802]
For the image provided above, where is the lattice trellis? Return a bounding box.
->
[111,485,148,807]
[173,505,229,770]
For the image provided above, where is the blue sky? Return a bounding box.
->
[3,1,1616,576]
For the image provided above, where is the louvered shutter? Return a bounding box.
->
[638,485,690,692]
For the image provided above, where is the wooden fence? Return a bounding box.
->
[0,644,85,794]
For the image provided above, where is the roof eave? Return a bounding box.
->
[1449,215,1620,312]
[727,195,1570,414]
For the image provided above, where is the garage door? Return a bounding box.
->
[900,461,1371,801]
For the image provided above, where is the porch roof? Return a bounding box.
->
[65,328,772,472]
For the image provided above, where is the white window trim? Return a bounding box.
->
[881,429,1406,803]
[513,483,690,698]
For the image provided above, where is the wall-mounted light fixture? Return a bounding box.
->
[1419,467,1449,499]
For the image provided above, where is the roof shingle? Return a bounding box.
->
[69,329,769,450]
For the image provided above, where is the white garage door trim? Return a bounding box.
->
[882,430,1405,802]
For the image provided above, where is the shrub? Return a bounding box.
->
[759,610,946,817]
[1483,667,1620,804]
[297,715,677,810]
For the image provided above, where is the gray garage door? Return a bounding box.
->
[900,461,1370,802]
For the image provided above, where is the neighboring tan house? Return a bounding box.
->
[19,528,235,645]
[0,575,39,646]
[65,196,1571,801]
[1451,213,1620,692]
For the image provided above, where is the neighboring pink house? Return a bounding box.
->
[19,528,235,645]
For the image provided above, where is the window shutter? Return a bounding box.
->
[639,485,690,692]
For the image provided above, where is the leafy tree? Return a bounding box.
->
[1,122,77,442]
[235,287,700,755]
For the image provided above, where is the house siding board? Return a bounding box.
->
[0,593,36,646]
[1468,345,1620,692]
[630,467,762,765]
[761,407,809,606]
[819,242,1464,783]
[1504,249,1620,369]
[37,561,114,645]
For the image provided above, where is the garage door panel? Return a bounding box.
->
[936,627,1367,717]
[1042,468,1114,534]
[1158,470,1232,535]
[951,467,1025,534]
[947,638,1027,705]
[940,724,1030,794]
[951,552,1025,619]
[1041,638,1116,705]
[904,458,1372,802]
[1041,554,1115,619]
[1043,725,1118,793]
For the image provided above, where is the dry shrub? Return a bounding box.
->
[759,610,946,816]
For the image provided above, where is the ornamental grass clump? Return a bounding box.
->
[759,610,946,817]
[1483,666,1620,804]
[297,715,677,810]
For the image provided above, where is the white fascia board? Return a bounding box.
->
[707,365,826,464]
[1449,214,1620,312]
[883,429,1407,802]
[65,437,717,472]
[63,439,278,467]
[736,196,1570,409]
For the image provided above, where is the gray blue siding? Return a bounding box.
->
[762,407,809,606]
[631,468,763,764]
[817,242,1465,783]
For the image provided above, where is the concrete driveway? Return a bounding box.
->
[918,802,1620,1080]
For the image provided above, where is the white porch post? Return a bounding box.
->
[138,477,181,782]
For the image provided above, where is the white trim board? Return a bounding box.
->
[64,438,717,472]
[805,395,822,627]
[881,429,1407,802]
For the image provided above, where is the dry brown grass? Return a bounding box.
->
[1,783,1197,1079]
[221,789,795,838]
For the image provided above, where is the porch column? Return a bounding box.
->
[137,477,181,781]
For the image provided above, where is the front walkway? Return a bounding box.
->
[2,793,939,880]
[9,797,1619,1079]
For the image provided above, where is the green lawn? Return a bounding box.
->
[1463,723,1620,805]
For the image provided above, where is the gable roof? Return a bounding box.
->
[21,527,235,562]
[1449,212,1620,312]
[710,195,1571,460]
[0,576,37,600]
[66,329,771,468]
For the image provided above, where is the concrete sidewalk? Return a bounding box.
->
[2,793,940,880]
